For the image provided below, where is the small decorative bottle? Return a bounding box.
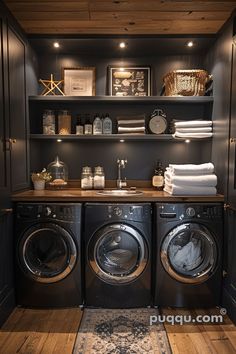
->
[103,113,112,134]
[76,115,84,135]
[152,160,164,190]
[93,113,103,135]
[84,114,93,135]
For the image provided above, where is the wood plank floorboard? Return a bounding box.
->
[0,308,236,354]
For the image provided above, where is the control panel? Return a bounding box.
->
[17,203,81,221]
[158,203,222,221]
[105,204,151,221]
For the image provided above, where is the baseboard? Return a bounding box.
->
[222,288,236,325]
[0,289,15,328]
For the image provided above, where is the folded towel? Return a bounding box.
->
[164,183,217,195]
[117,119,145,125]
[173,132,213,139]
[176,127,212,133]
[118,126,145,133]
[169,163,214,175]
[164,171,217,187]
[174,120,212,128]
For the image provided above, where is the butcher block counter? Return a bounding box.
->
[12,189,224,203]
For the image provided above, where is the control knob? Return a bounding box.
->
[114,207,122,216]
[186,207,196,217]
[45,206,52,216]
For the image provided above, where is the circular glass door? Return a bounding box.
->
[18,223,77,283]
[88,224,148,284]
[161,223,217,284]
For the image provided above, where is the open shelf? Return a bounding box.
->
[29,96,214,104]
[30,134,212,142]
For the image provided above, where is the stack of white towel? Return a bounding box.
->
[173,120,213,139]
[164,162,217,195]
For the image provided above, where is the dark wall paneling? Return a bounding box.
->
[29,101,210,135]
[36,54,205,96]
[204,19,234,195]
[30,51,212,180]
[30,140,211,181]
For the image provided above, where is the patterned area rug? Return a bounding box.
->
[73,308,172,354]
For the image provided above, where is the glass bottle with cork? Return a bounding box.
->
[152,160,164,190]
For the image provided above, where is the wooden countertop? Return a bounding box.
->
[12,189,224,202]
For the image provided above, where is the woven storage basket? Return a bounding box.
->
[163,69,211,96]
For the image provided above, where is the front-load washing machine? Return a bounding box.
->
[84,203,152,308]
[15,203,83,308]
[154,203,223,307]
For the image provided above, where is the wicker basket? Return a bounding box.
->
[163,69,211,96]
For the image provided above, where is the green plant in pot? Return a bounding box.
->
[31,168,52,190]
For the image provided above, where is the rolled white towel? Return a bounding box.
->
[118,126,145,133]
[164,171,217,187]
[164,183,217,195]
[118,119,145,125]
[173,132,213,138]
[176,127,212,133]
[169,163,214,175]
[174,120,212,128]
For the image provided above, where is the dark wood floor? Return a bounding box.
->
[0,308,236,353]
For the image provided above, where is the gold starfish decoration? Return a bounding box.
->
[39,74,65,96]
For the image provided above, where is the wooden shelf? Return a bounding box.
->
[30,134,212,142]
[29,95,213,104]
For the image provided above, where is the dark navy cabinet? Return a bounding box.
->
[223,209,236,324]
[0,1,34,326]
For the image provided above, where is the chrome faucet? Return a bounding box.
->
[117,159,127,189]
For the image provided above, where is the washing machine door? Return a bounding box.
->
[161,223,217,284]
[18,223,77,283]
[88,223,148,284]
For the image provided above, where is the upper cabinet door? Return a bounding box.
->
[7,26,29,192]
[228,43,236,208]
[0,19,10,209]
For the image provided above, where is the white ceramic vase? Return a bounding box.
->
[33,180,45,190]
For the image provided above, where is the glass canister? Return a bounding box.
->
[43,110,55,135]
[58,110,71,135]
[81,166,93,190]
[47,156,68,189]
[93,166,105,189]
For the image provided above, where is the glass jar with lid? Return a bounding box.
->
[47,156,68,189]
[81,166,93,190]
[58,110,71,135]
[43,110,55,135]
[93,166,105,189]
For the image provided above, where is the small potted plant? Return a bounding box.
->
[31,168,52,190]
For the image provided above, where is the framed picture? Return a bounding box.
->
[63,67,95,96]
[108,66,151,96]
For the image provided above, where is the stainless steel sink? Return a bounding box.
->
[96,189,143,196]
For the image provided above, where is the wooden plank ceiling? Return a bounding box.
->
[3,0,236,35]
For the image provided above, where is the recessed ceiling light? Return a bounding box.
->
[185,139,191,143]
[119,42,126,48]
[53,42,60,48]
[57,139,62,142]
[119,139,125,143]
[187,41,194,48]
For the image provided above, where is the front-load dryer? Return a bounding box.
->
[154,203,223,308]
[15,203,83,308]
[84,203,152,308]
